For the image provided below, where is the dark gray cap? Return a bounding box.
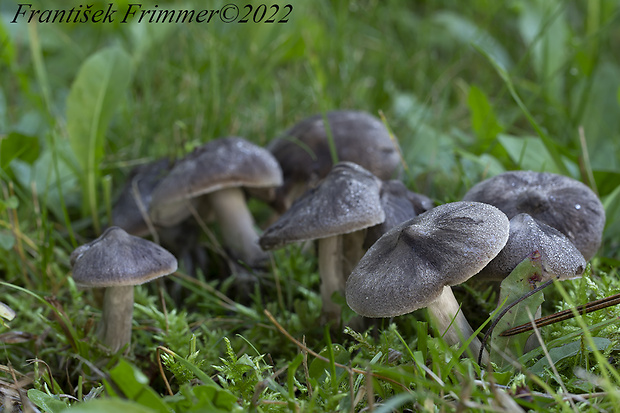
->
[477,213,586,281]
[463,170,605,261]
[112,158,172,236]
[71,226,178,288]
[259,162,385,250]
[345,201,510,318]
[150,137,282,226]
[268,111,401,209]
[364,180,434,249]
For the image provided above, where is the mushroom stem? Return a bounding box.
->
[427,286,489,364]
[99,285,134,352]
[318,235,346,323]
[207,187,268,267]
[341,231,367,278]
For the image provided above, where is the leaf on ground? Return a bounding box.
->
[60,398,156,413]
[27,389,69,413]
[529,337,613,376]
[490,252,546,368]
[103,359,170,413]
[165,384,241,412]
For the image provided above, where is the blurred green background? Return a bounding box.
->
[2,1,620,409]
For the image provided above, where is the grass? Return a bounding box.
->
[1,0,620,411]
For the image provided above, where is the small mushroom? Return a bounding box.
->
[111,158,206,278]
[260,162,385,322]
[71,227,177,352]
[463,170,605,261]
[264,110,401,212]
[346,201,510,362]
[149,137,282,267]
[478,213,586,281]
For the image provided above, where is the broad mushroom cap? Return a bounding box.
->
[150,137,282,226]
[346,201,510,318]
[112,158,172,236]
[259,162,385,250]
[477,213,586,281]
[463,170,605,261]
[71,226,178,288]
[267,110,401,210]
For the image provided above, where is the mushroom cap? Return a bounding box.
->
[112,158,172,236]
[259,162,385,250]
[477,213,586,281]
[364,180,433,249]
[71,226,178,288]
[150,137,282,226]
[345,201,510,318]
[462,170,605,261]
[268,110,401,206]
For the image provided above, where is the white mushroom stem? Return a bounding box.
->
[206,187,268,267]
[427,286,489,365]
[341,231,367,278]
[318,231,368,324]
[99,285,134,352]
[318,235,346,323]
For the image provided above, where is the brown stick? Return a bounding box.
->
[500,293,620,337]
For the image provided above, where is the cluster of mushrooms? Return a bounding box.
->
[70,110,606,362]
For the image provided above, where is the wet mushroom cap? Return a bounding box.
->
[71,226,178,288]
[462,170,605,261]
[150,137,282,226]
[477,213,586,281]
[345,201,510,318]
[259,161,385,250]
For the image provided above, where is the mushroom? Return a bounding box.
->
[477,213,587,355]
[149,137,282,267]
[345,201,510,361]
[463,170,605,261]
[364,179,434,249]
[260,162,385,322]
[478,213,586,281]
[112,158,206,277]
[262,110,401,212]
[112,158,172,238]
[70,226,178,352]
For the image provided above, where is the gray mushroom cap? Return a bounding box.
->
[463,170,605,261]
[150,137,283,225]
[71,226,178,288]
[477,213,586,281]
[259,162,385,250]
[364,180,434,249]
[268,111,401,209]
[112,158,172,236]
[346,201,510,318]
